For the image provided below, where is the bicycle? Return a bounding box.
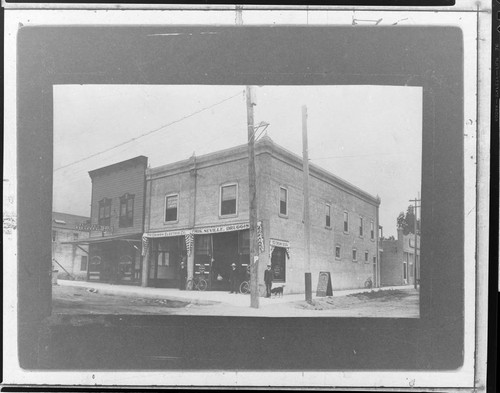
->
[239,280,250,294]
[186,275,208,291]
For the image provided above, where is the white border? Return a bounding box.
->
[3,4,489,389]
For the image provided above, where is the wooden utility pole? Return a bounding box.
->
[302,106,312,303]
[409,196,421,290]
[247,86,259,308]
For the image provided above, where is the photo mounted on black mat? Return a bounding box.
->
[51,83,422,318]
[3,2,491,390]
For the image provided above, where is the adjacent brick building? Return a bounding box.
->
[70,156,149,285]
[52,212,90,280]
[142,137,381,294]
[380,228,420,286]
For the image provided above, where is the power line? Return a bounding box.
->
[54,90,244,172]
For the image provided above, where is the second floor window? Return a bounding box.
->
[220,184,237,216]
[279,187,288,216]
[352,248,357,262]
[343,211,349,233]
[165,194,179,222]
[119,194,134,227]
[98,198,112,227]
[359,217,364,237]
[335,245,341,259]
[325,204,331,228]
[370,221,375,240]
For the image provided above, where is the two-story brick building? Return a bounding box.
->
[380,228,420,286]
[141,137,381,294]
[70,156,149,285]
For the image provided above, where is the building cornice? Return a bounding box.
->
[146,137,380,206]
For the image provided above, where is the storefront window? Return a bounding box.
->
[195,234,212,255]
[238,230,250,254]
[271,247,286,282]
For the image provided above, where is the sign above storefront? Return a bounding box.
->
[192,223,250,234]
[145,229,190,238]
[143,223,250,239]
[269,238,290,248]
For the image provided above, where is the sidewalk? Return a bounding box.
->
[57,279,414,308]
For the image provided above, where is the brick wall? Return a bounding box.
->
[264,154,379,293]
[146,157,250,232]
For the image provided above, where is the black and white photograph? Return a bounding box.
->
[51,84,422,318]
[3,2,492,390]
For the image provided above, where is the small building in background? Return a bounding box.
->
[52,212,90,280]
[380,228,420,287]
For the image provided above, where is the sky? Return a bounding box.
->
[53,85,422,237]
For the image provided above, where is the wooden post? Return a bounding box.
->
[302,106,312,303]
[247,86,259,308]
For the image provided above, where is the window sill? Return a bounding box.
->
[279,214,289,219]
[219,214,238,219]
[325,226,332,230]
[163,220,179,225]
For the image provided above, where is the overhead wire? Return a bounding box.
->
[53,89,245,172]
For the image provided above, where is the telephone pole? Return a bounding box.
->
[302,106,312,303]
[409,196,421,290]
[247,86,259,308]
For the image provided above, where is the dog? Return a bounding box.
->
[271,285,285,297]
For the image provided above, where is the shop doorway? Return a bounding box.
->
[211,231,239,291]
[271,247,286,282]
[193,230,249,291]
[149,236,186,288]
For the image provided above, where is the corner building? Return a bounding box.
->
[142,137,381,294]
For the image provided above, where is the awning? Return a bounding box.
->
[61,232,143,245]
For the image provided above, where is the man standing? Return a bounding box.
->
[264,263,273,298]
[229,263,239,294]
[179,258,187,290]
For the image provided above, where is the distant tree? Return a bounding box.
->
[397,205,421,235]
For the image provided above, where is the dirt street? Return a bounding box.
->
[52,285,419,318]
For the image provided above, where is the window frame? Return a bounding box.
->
[164,193,180,223]
[279,186,288,217]
[364,251,369,263]
[325,203,331,228]
[98,198,112,227]
[335,244,341,260]
[352,247,357,262]
[359,216,364,238]
[370,220,375,241]
[219,183,238,217]
[343,211,349,233]
[119,193,135,228]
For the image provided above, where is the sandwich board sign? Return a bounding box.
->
[316,271,333,297]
